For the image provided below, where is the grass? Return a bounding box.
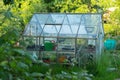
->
[30,63,82,75]
[29,50,120,80]
[92,50,120,80]
[29,63,49,74]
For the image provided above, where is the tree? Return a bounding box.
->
[0,0,47,79]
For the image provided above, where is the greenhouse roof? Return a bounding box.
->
[23,13,104,39]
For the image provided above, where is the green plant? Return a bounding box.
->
[30,63,49,74]
[0,2,39,79]
[87,51,119,80]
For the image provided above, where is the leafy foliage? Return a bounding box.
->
[0,0,47,79]
[0,0,120,79]
[3,0,14,5]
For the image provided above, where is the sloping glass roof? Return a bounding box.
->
[23,13,104,39]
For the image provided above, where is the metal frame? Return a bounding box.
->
[23,13,104,65]
[23,13,104,38]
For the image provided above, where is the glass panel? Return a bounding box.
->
[78,25,87,35]
[57,38,75,52]
[59,25,76,38]
[56,25,61,32]
[46,14,65,25]
[35,14,49,24]
[24,24,31,36]
[77,34,97,39]
[24,22,43,36]
[67,14,82,24]
[29,23,36,36]
[71,24,79,35]
[36,24,43,36]
[46,14,53,24]
[78,14,101,35]
[59,16,74,37]
[30,15,37,23]
[59,16,79,37]
[98,15,104,36]
[24,13,103,38]
[51,14,65,24]
[42,25,58,37]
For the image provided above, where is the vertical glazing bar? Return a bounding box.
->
[35,23,37,36]
[30,24,32,35]
[34,14,44,36]
[56,14,66,63]
[96,14,101,60]
[75,38,77,65]
[23,14,36,36]
[39,14,50,36]
[95,39,99,62]
[23,24,29,36]
[75,15,84,67]
[58,14,66,36]
[76,15,84,38]
[66,14,73,34]
[49,14,58,33]
[35,14,49,60]
[39,37,42,60]
[100,14,104,37]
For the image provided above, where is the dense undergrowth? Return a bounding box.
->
[27,51,120,80]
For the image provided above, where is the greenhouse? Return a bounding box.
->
[23,13,104,65]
